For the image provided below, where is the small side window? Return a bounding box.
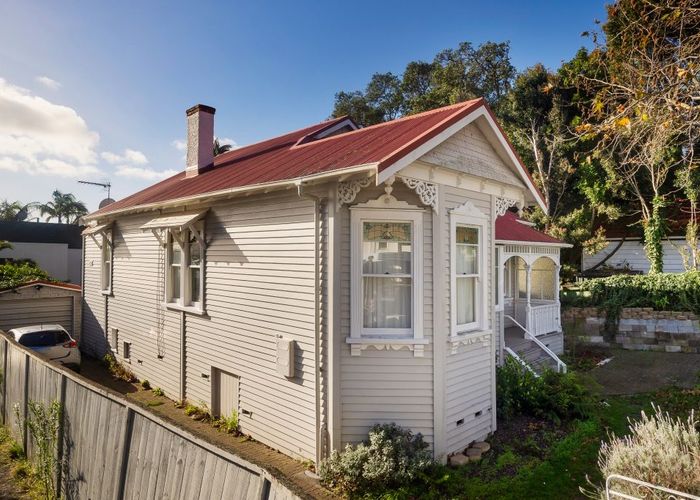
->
[101,230,113,293]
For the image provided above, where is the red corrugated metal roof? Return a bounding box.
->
[91,98,544,218]
[496,211,566,244]
[0,280,81,294]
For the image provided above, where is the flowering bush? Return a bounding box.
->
[591,405,700,497]
[319,423,433,496]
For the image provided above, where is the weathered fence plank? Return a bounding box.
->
[0,335,294,500]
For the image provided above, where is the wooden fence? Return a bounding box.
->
[0,334,298,500]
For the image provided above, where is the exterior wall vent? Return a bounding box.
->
[122,341,131,360]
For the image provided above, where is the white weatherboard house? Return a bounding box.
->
[80,99,568,465]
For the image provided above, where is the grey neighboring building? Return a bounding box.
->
[0,221,83,284]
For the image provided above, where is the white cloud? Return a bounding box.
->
[35,76,61,90]
[0,78,100,178]
[171,139,186,151]
[114,165,178,180]
[101,148,148,165]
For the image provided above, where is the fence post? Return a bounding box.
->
[55,373,67,497]
[22,353,29,453]
[115,406,134,500]
[1,338,7,426]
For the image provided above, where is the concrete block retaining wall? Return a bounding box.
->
[563,307,700,353]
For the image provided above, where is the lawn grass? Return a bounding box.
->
[378,387,692,500]
[0,426,44,499]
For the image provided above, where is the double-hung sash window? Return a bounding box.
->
[166,224,205,311]
[455,226,480,330]
[451,207,487,336]
[351,209,423,339]
[101,231,113,293]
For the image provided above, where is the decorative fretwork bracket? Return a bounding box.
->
[336,177,372,209]
[495,197,518,217]
[399,177,438,212]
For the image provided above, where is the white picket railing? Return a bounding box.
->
[528,302,560,337]
[504,314,567,373]
[606,474,700,500]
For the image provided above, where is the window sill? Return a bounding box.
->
[101,290,113,297]
[164,303,206,316]
[346,337,429,357]
[447,329,492,354]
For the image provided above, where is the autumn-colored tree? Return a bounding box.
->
[579,0,700,273]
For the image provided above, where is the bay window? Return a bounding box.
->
[350,209,423,340]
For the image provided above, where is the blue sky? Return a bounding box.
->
[0,0,607,212]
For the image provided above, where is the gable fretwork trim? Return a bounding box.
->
[398,176,437,212]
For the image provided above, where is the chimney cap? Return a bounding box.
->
[186,104,216,117]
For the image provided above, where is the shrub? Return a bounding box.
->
[497,357,594,424]
[184,403,211,422]
[589,405,700,497]
[0,261,50,289]
[214,410,239,434]
[102,354,137,383]
[152,387,164,397]
[319,423,433,496]
[140,379,151,390]
[562,272,700,324]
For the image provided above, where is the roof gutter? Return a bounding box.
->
[82,163,378,224]
[496,239,572,248]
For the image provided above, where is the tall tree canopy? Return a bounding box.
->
[39,190,88,224]
[579,0,700,273]
[332,41,516,126]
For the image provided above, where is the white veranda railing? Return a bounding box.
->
[504,314,567,373]
[528,302,560,337]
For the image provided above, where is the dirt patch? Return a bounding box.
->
[589,349,700,395]
[80,357,336,500]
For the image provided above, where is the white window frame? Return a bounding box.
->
[101,230,113,294]
[450,210,488,337]
[165,221,205,313]
[350,208,424,340]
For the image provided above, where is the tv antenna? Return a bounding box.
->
[78,180,111,198]
[79,180,115,209]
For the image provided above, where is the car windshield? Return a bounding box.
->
[18,330,66,347]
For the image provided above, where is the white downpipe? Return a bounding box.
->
[605,474,700,500]
[504,314,567,373]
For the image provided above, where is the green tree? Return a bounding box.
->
[39,190,88,224]
[0,241,12,251]
[579,0,700,273]
[332,41,516,126]
[213,138,234,156]
[0,200,34,222]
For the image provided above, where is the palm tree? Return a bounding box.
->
[39,190,88,224]
[213,138,233,156]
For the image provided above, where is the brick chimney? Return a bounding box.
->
[185,104,215,178]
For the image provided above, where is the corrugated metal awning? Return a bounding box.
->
[81,223,111,236]
[140,210,206,232]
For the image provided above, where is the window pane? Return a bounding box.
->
[171,244,182,264]
[456,244,477,275]
[456,226,478,244]
[456,277,475,325]
[363,277,411,329]
[189,235,201,267]
[362,222,411,275]
[171,266,181,299]
[191,267,200,303]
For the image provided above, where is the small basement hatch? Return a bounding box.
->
[213,368,240,419]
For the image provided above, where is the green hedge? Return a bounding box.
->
[562,272,700,318]
[0,261,50,289]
